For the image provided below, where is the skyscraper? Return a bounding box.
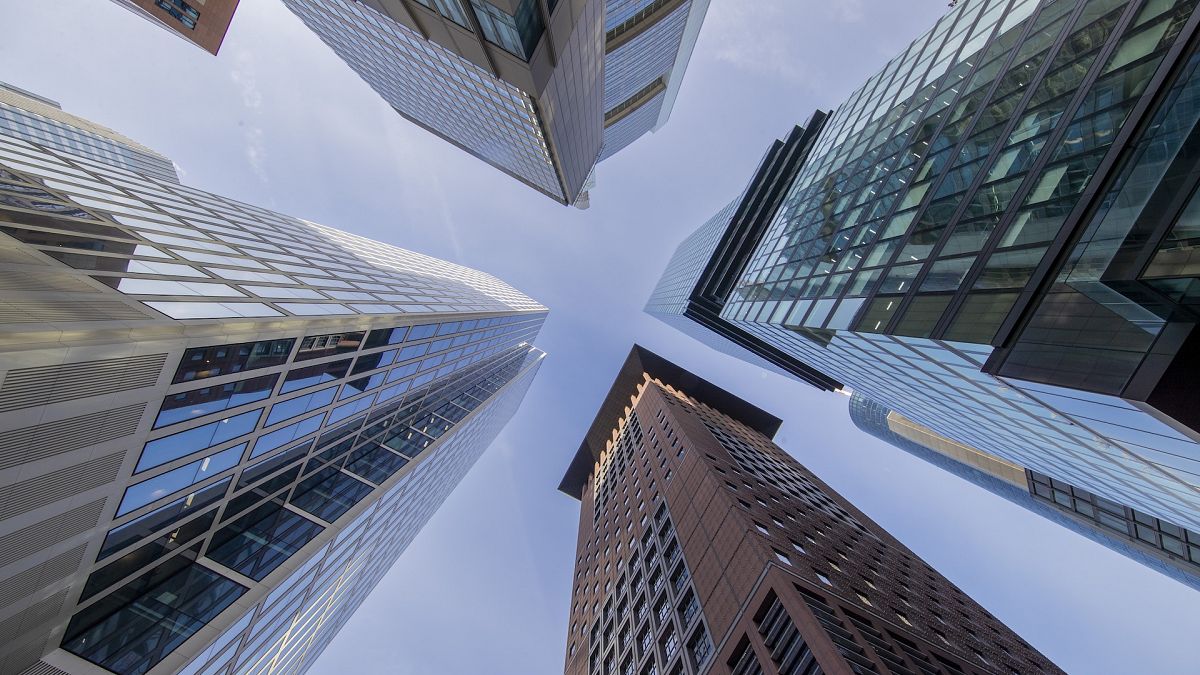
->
[849,393,1200,592]
[109,0,241,54]
[558,346,1061,675]
[649,0,1200,570]
[0,117,545,674]
[0,82,178,183]
[282,0,709,206]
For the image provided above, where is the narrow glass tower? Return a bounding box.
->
[649,0,1200,585]
[282,0,710,205]
[0,119,545,675]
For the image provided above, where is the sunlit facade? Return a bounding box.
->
[282,0,709,205]
[0,82,178,183]
[0,127,546,675]
[650,0,1200,539]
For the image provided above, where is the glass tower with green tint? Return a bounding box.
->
[651,0,1200,566]
[0,124,545,675]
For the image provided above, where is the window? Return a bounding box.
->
[99,477,231,559]
[155,374,278,429]
[154,0,200,29]
[174,338,293,383]
[294,331,364,361]
[662,628,680,660]
[119,444,245,516]
[687,628,713,667]
[138,409,261,471]
[678,591,699,627]
[280,358,352,393]
[655,597,670,623]
[63,552,245,674]
[206,499,324,580]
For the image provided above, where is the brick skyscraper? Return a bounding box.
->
[559,346,1061,675]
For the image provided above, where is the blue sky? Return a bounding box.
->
[3,1,1198,673]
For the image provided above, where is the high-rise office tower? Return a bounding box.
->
[849,393,1200,591]
[0,82,178,183]
[649,0,1200,575]
[108,0,241,54]
[282,0,709,206]
[559,346,1061,675]
[0,117,546,675]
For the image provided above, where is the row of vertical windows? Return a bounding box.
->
[70,346,535,675]
[1030,471,1200,566]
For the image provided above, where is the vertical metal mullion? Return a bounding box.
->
[926,0,1154,339]
[783,9,978,330]
[983,2,1200,353]
[837,0,1025,334]
[874,0,1084,335]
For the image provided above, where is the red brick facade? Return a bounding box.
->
[561,349,1061,675]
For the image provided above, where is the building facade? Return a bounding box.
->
[281,0,709,205]
[849,393,1200,592]
[559,346,1061,675]
[0,123,546,675]
[649,0,1200,549]
[109,0,241,54]
[0,82,178,183]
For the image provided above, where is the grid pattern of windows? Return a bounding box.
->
[603,3,690,111]
[1030,470,1200,569]
[176,354,543,675]
[282,0,564,201]
[850,392,1200,590]
[0,107,549,675]
[645,198,739,314]
[0,85,178,182]
[653,0,1200,533]
[600,91,666,162]
[64,344,544,675]
[0,134,542,320]
[651,379,1055,674]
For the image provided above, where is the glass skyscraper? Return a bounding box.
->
[849,393,1200,591]
[281,0,709,206]
[649,0,1200,578]
[0,82,178,183]
[0,118,545,675]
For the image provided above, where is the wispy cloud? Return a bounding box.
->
[230,50,268,182]
[704,0,867,87]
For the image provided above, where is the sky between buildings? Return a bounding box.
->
[2,0,1198,673]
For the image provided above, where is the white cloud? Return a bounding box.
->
[703,0,869,87]
[230,50,268,182]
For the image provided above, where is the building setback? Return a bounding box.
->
[559,346,1061,675]
[109,0,240,54]
[281,0,709,206]
[0,82,178,183]
[648,0,1200,569]
[0,122,545,675]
